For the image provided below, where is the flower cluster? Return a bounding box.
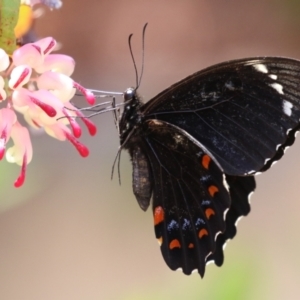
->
[0,37,96,187]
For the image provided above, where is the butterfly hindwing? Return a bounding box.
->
[137,120,231,276]
[206,175,256,266]
[142,57,300,176]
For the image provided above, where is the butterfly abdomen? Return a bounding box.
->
[129,144,153,211]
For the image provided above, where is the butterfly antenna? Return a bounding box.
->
[111,96,120,132]
[117,150,122,185]
[137,23,148,89]
[111,147,122,185]
[111,127,136,183]
[128,33,139,88]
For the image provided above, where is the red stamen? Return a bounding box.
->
[14,152,27,188]
[62,108,81,138]
[64,131,89,157]
[1,126,7,140]
[0,145,5,160]
[76,111,97,136]
[31,45,42,55]
[30,97,57,117]
[13,67,30,89]
[73,82,95,105]
[43,39,56,55]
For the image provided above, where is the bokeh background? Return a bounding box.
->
[0,1,300,299]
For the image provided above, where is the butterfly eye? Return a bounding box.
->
[124,87,135,102]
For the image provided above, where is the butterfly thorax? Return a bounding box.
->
[119,88,144,146]
[119,88,153,212]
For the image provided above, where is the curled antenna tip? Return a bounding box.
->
[128,24,149,90]
[128,32,139,88]
[138,23,148,88]
[143,23,148,32]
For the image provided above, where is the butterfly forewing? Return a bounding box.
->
[141,57,300,175]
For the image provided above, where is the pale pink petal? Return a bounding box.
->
[33,37,57,55]
[6,122,33,165]
[0,88,7,101]
[29,94,57,117]
[8,65,32,89]
[44,123,68,140]
[12,44,43,69]
[0,77,6,101]
[0,108,17,159]
[0,77,4,89]
[31,90,63,123]
[31,90,82,137]
[23,112,41,129]
[12,88,56,118]
[34,54,75,76]
[0,108,17,135]
[0,89,6,101]
[0,49,10,71]
[12,88,37,110]
[5,123,32,187]
[36,71,75,102]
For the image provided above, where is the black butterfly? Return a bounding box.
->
[112,55,300,278]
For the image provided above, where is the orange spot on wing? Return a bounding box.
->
[202,154,211,169]
[157,237,163,246]
[205,208,215,219]
[208,185,219,197]
[198,229,208,238]
[154,206,165,225]
[169,239,181,249]
[188,243,194,249]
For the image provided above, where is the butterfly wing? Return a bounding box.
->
[206,175,256,266]
[137,120,232,276]
[142,57,300,175]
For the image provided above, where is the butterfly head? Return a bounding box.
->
[123,87,137,102]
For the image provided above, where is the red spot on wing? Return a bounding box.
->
[208,185,219,197]
[205,208,215,219]
[198,229,208,239]
[202,154,211,169]
[169,239,181,249]
[154,206,165,225]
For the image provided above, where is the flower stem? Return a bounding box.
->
[0,0,20,54]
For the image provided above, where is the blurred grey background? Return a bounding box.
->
[0,1,299,299]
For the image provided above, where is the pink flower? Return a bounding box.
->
[0,37,96,187]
